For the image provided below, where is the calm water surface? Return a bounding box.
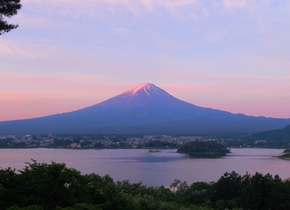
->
[0,148,289,186]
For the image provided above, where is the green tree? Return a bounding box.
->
[0,0,22,35]
[212,171,245,209]
[240,173,290,210]
[7,205,44,210]
[0,167,20,210]
[80,173,117,206]
[56,203,101,210]
[184,182,212,206]
[17,160,83,209]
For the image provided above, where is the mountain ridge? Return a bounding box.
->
[248,124,290,141]
[0,83,290,135]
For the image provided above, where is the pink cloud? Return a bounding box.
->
[0,41,36,59]
[222,0,248,9]
[0,71,132,98]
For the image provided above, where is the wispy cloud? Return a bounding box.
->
[0,71,119,94]
[22,0,200,18]
[21,0,287,21]
[222,0,248,9]
[24,0,275,16]
[0,41,37,59]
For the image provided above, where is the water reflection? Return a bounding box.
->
[0,148,289,186]
[106,150,185,163]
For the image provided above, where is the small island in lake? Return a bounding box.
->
[177,141,231,158]
[148,149,161,152]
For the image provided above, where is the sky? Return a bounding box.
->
[1,0,290,121]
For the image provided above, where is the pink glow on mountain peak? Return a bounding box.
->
[127,83,154,96]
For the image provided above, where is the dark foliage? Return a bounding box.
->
[1,161,290,210]
[279,149,290,159]
[0,0,22,35]
[177,141,230,158]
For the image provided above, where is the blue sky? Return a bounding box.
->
[1,0,290,120]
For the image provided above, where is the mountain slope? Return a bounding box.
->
[249,124,290,141]
[1,83,290,135]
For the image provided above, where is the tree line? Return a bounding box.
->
[1,161,290,210]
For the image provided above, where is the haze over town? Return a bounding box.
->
[1,0,290,121]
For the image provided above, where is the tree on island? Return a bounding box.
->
[0,0,22,35]
[177,141,230,158]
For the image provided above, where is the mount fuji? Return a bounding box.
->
[1,83,290,135]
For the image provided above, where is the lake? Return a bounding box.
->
[0,148,289,186]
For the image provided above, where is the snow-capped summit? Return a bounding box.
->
[124,83,165,96]
[99,83,180,106]
[128,83,153,95]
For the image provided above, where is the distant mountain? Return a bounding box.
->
[1,83,290,135]
[249,124,290,141]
